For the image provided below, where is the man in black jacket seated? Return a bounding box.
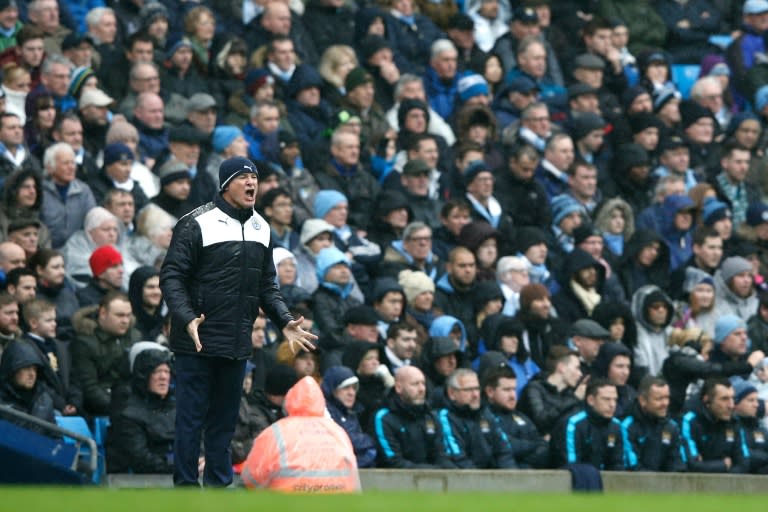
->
[621,376,686,472]
[107,342,175,474]
[371,365,447,468]
[482,364,549,468]
[438,368,518,469]
[518,345,585,436]
[680,377,751,473]
[160,156,316,487]
[550,378,624,470]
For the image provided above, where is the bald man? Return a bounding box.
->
[0,241,27,275]
[245,0,318,65]
[371,366,447,468]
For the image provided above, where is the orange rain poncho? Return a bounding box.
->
[241,376,361,493]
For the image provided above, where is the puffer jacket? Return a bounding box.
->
[517,374,582,436]
[631,285,674,378]
[0,340,56,434]
[106,346,175,473]
[160,194,293,359]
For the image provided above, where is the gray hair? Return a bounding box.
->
[330,128,358,148]
[41,54,73,76]
[394,73,423,100]
[691,76,722,100]
[403,221,431,241]
[85,7,114,30]
[137,203,176,238]
[496,255,529,280]
[654,174,684,199]
[430,39,456,60]
[446,368,477,390]
[249,100,278,121]
[43,142,74,173]
[129,61,158,82]
[106,120,139,145]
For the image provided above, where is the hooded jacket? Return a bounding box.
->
[552,249,606,324]
[160,194,293,359]
[418,335,463,408]
[618,230,671,297]
[128,266,164,340]
[621,399,686,472]
[106,347,175,474]
[0,340,55,434]
[477,315,540,394]
[631,285,674,378]
[435,274,479,347]
[322,366,377,468]
[592,342,636,418]
[373,389,447,468]
[659,195,695,271]
[341,341,388,428]
[311,249,361,350]
[242,376,360,492]
[713,267,759,320]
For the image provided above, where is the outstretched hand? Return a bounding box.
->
[282,316,318,354]
[186,314,206,352]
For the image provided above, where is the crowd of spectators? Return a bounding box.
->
[3,0,768,478]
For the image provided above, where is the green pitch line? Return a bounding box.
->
[3,489,768,512]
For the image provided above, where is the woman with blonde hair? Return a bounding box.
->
[318,45,358,108]
[126,203,175,269]
[183,5,217,74]
[688,182,716,226]
[276,339,322,384]
[2,64,31,124]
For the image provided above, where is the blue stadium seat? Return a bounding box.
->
[672,64,701,100]
[55,416,105,484]
[93,416,110,449]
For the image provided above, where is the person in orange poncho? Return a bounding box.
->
[241,375,361,493]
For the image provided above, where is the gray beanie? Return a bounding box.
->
[300,219,335,247]
[720,256,752,283]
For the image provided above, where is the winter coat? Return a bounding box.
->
[87,168,149,214]
[160,195,293,359]
[680,403,750,473]
[372,390,447,468]
[314,161,381,232]
[40,177,97,249]
[0,340,56,434]
[128,266,164,341]
[71,307,141,416]
[322,366,377,468]
[596,0,667,55]
[655,0,721,64]
[106,347,175,473]
[552,249,606,325]
[486,402,549,468]
[713,267,759,321]
[518,374,582,435]
[437,401,518,469]
[631,285,673,378]
[550,406,624,470]
[231,391,284,465]
[621,399,686,472]
[618,230,671,297]
[494,168,552,229]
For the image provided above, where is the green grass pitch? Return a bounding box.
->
[3,489,768,512]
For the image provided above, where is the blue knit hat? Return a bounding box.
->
[219,156,258,191]
[457,74,489,103]
[462,160,491,186]
[313,190,347,220]
[315,246,349,282]
[730,377,758,404]
[551,194,584,226]
[103,142,134,166]
[212,125,243,153]
[164,36,192,60]
[701,197,731,226]
[714,314,746,345]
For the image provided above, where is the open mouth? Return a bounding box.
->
[245,189,255,200]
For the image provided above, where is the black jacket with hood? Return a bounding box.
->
[552,248,606,324]
[106,346,175,474]
[0,340,56,434]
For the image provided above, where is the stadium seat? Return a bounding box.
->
[56,416,105,484]
[93,416,110,449]
[671,64,701,100]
